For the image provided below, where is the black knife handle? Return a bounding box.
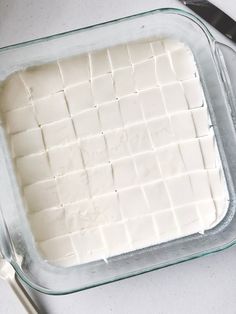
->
[180,0,236,43]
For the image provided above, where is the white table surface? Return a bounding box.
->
[0,1,236,313]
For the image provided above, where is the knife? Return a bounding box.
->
[180,0,236,43]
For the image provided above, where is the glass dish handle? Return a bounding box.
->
[0,209,38,312]
[0,258,38,313]
[215,42,236,120]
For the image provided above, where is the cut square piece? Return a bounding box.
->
[48,144,83,176]
[128,41,152,63]
[175,204,202,234]
[144,182,170,212]
[58,54,90,86]
[155,210,179,242]
[108,45,130,69]
[134,152,161,183]
[80,135,108,167]
[197,200,216,228]
[163,39,185,52]
[99,101,122,131]
[126,124,152,154]
[24,179,59,212]
[28,208,67,242]
[72,228,106,263]
[214,198,228,218]
[57,171,89,203]
[11,128,44,157]
[139,87,165,119]
[190,171,212,201]
[73,109,100,137]
[207,169,225,199]
[199,135,216,169]
[133,59,156,90]
[113,158,137,189]
[179,139,204,172]
[119,187,149,218]
[65,200,97,232]
[157,144,185,177]
[42,119,76,148]
[90,49,110,76]
[148,116,175,147]
[65,82,93,115]
[90,49,111,76]
[113,67,135,98]
[166,175,194,207]
[39,236,75,261]
[182,78,204,109]
[34,92,69,125]
[119,94,143,125]
[16,152,51,186]
[92,74,115,104]
[171,111,196,140]
[127,216,157,249]
[171,47,196,80]
[191,107,209,137]
[21,63,63,99]
[5,106,38,134]
[102,223,130,256]
[105,130,129,160]
[87,164,114,196]
[151,41,165,56]
[0,73,30,112]
[93,193,121,225]
[155,54,176,84]
[161,82,188,113]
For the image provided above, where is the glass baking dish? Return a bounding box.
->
[0,7,236,295]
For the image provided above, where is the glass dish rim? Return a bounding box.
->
[0,7,214,52]
[1,6,236,295]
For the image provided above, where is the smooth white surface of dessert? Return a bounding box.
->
[0,38,228,267]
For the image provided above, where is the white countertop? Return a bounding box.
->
[0,1,236,313]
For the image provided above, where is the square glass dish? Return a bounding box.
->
[0,7,236,295]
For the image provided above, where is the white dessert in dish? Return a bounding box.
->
[0,38,229,267]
